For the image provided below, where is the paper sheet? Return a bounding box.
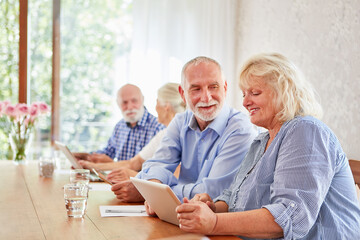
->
[100,205,148,217]
[89,183,112,191]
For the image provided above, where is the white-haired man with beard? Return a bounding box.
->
[74,84,165,163]
[111,56,257,203]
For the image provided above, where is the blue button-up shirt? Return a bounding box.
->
[137,105,257,200]
[216,116,360,240]
[97,107,165,160]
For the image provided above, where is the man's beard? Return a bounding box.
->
[122,106,145,123]
[186,97,222,122]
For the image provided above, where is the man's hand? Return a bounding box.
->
[87,153,113,163]
[111,180,144,202]
[78,160,97,170]
[73,152,90,160]
[106,168,138,183]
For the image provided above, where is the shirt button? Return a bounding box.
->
[290,203,295,207]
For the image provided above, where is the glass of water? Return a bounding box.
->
[70,169,90,185]
[63,183,89,218]
[38,157,55,177]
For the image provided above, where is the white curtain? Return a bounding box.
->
[128,0,238,115]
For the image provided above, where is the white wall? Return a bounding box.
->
[233,0,360,159]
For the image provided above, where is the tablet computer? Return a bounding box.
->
[130,177,181,225]
[92,168,112,185]
[54,141,83,169]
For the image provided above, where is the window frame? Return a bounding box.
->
[18,0,60,146]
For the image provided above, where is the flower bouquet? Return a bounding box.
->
[0,101,50,164]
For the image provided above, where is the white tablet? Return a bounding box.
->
[54,141,83,169]
[130,177,181,225]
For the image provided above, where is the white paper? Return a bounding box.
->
[100,205,148,217]
[89,183,112,191]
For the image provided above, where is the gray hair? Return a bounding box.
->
[239,53,323,122]
[157,83,186,113]
[181,56,226,88]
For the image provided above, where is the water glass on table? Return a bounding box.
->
[70,169,90,185]
[63,183,89,218]
[38,157,55,177]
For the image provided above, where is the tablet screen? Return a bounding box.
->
[54,141,83,169]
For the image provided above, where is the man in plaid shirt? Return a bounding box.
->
[74,84,165,163]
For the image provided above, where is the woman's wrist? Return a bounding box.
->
[210,213,219,234]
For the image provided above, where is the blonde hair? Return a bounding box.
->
[239,53,323,122]
[157,83,186,113]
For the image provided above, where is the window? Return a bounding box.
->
[0,0,133,158]
[1,0,237,159]
[28,0,52,156]
[0,0,19,159]
[59,0,133,151]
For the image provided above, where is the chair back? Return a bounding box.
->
[349,159,360,185]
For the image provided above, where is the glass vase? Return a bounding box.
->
[9,130,33,165]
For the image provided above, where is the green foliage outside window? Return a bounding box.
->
[0,0,133,159]
[0,0,19,159]
[60,0,133,151]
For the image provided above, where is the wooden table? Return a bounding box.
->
[0,161,238,240]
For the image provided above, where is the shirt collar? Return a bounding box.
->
[253,117,295,142]
[188,104,230,135]
[254,131,269,142]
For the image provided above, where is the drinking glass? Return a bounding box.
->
[38,157,55,177]
[70,169,90,185]
[63,183,89,218]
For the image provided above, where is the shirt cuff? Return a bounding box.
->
[263,201,298,239]
[213,188,231,205]
[137,167,176,186]
[171,184,185,201]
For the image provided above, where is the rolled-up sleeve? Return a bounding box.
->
[214,188,232,205]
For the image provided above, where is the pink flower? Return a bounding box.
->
[34,102,50,114]
[2,101,49,134]
[24,115,36,127]
[5,104,17,118]
[1,100,11,108]
[16,103,29,118]
[0,101,11,116]
[0,103,4,116]
[28,104,39,123]
[29,104,39,117]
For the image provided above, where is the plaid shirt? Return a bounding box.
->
[97,107,165,161]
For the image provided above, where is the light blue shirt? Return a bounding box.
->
[216,116,360,240]
[137,105,257,200]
